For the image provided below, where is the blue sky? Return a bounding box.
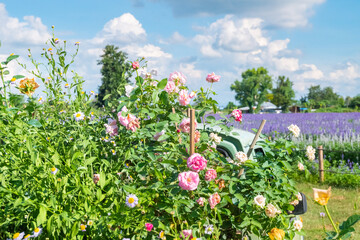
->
[1,0,360,107]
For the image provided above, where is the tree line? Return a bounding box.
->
[6,45,360,113]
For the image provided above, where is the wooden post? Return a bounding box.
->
[319,145,324,183]
[189,109,195,156]
[238,120,266,177]
[187,108,191,117]
[246,120,267,158]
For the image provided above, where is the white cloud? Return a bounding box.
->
[298,64,323,79]
[0,3,50,46]
[179,63,203,81]
[92,13,146,44]
[329,62,360,82]
[154,0,326,28]
[273,57,299,72]
[123,44,172,59]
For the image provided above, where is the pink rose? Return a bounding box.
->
[93,174,100,184]
[206,72,221,83]
[181,230,192,239]
[189,91,196,99]
[145,223,153,231]
[197,197,205,206]
[126,114,140,132]
[187,153,207,172]
[179,118,197,133]
[178,89,191,106]
[209,192,221,209]
[231,109,243,122]
[205,169,217,181]
[104,118,118,136]
[132,61,139,70]
[118,112,140,132]
[178,171,199,190]
[164,81,176,94]
[194,130,200,143]
[169,71,186,86]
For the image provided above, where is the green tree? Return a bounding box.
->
[230,67,272,113]
[307,85,341,108]
[96,45,132,107]
[349,95,360,108]
[271,76,295,112]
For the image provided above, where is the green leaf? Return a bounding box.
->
[28,119,42,128]
[84,157,96,166]
[36,205,47,225]
[6,55,19,63]
[3,70,10,75]
[168,113,179,122]
[157,78,168,89]
[99,172,106,189]
[12,75,25,79]
[103,94,111,100]
[339,214,360,230]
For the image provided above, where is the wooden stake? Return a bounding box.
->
[319,145,324,183]
[246,120,267,158]
[187,108,191,117]
[238,119,266,177]
[189,109,195,156]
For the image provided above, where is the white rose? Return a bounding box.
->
[288,124,300,137]
[296,192,303,201]
[293,219,303,231]
[290,200,299,206]
[306,146,316,161]
[235,151,248,165]
[265,203,281,218]
[254,195,266,208]
[298,162,304,171]
[209,132,222,144]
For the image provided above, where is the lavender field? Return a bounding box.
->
[230,112,360,150]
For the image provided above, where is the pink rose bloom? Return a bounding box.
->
[117,109,129,126]
[178,171,199,190]
[181,230,192,239]
[179,118,197,133]
[178,89,191,106]
[145,223,153,231]
[194,130,201,143]
[205,169,217,181]
[187,153,207,172]
[189,91,196,99]
[104,118,118,136]
[197,197,205,206]
[132,61,139,70]
[169,71,186,86]
[164,81,176,94]
[126,114,140,132]
[206,72,221,83]
[209,192,221,209]
[231,109,243,122]
[93,174,100,184]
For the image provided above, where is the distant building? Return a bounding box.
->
[239,102,281,113]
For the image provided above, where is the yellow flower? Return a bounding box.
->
[10,53,14,56]
[268,228,285,240]
[313,187,331,205]
[11,77,16,82]
[48,48,52,51]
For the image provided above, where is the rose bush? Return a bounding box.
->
[0,34,306,239]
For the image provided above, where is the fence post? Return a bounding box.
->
[189,109,195,156]
[319,145,324,183]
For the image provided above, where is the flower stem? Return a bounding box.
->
[324,205,339,234]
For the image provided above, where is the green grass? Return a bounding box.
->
[296,182,360,239]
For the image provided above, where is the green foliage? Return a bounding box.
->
[306,85,342,109]
[230,67,272,113]
[96,45,132,107]
[349,95,360,109]
[0,35,304,239]
[271,76,295,112]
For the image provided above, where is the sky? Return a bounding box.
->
[0,0,360,107]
